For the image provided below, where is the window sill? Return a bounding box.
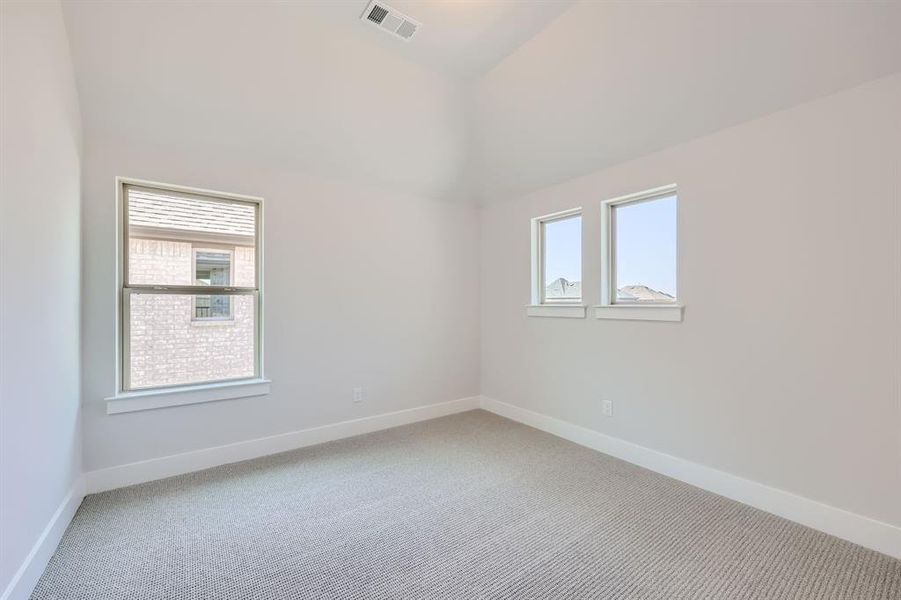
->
[593,304,683,322]
[105,378,271,415]
[190,318,236,327]
[526,304,587,318]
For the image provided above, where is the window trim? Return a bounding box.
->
[530,207,584,308]
[595,184,682,322]
[112,177,266,405]
[106,377,271,415]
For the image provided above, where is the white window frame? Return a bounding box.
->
[527,207,586,318]
[596,184,682,322]
[107,177,269,414]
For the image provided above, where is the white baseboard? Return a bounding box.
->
[85,396,481,494]
[479,395,901,560]
[1,478,85,600]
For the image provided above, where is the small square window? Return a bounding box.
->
[531,208,582,305]
[193,249,233,320]
[601,186,677,306]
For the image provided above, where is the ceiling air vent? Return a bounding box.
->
[361,1,420,42]
[366,4,388,24]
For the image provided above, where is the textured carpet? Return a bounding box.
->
[32,410,901,599]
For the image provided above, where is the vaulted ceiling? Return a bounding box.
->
[471,0,901,201]
[61,1,901,204]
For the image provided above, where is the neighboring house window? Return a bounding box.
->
[601,184,677,305]
[121,181,262,391]
[531,208,582,304]
[193,249,233,320]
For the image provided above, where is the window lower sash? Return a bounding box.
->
[121,288,260,392]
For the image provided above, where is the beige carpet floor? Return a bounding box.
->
[31,410,901,599]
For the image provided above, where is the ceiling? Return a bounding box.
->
[61,0,474,200]
[472,0,901,201]
[61,0,901,204]
[300,0,575,80]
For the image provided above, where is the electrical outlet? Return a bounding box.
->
[353,387,364,403]
[602,400,613,417]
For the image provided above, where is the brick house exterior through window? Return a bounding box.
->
[121,182,261,391]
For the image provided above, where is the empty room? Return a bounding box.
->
[2,1,900,598]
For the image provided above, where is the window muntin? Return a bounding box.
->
[121,182,261,391]
[602,186,677,306]
[532,208,582,305]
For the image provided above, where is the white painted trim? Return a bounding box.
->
[603,183,679,208]
[593,304,683,322]
[1,478,85,600]
[106,378,271,414]
[85,396,481,493]
[526,304,587,318]
[479,396,901,560]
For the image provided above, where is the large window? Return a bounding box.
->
[598,184,680,321]
[529,208,584,317]
[120,181,262,391]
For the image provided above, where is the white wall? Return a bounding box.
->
[0,0,83,594]
[81,134,480,471]
[63,0,482,473]
[480,74,901,528]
